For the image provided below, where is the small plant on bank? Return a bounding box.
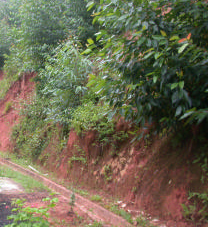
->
[135,214,155,227]
[110,205,133,224]
[3,101,13,114]
[68,144,87,168]
[90,195,102,202]
[85,221,103,227]
[103,164,112,182]
[11,97,53,160]
[182,191,208,224]
[74,189,89,197]
[182,145,208,224]
[69,190,76,213]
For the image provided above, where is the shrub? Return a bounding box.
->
[86,0,208,135]
[11,97,52,159]
[39,39,92,124]
[70,101,114,137]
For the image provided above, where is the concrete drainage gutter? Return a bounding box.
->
[0,158,132,227]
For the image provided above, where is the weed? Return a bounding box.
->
[132,186,137,193]
[69,191,76,213]
[69,156,87,166]
[182,145,208,224]
[68,145,87,168]
[84,221,103,227]
[103,164,112,182]
[3,101,12,114]
[75,189,89,197]
[182,191,208,223]
[135,214,155,227]
[110,205,133,224]
[90,195,102,202]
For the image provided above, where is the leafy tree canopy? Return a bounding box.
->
[86,0,208,134]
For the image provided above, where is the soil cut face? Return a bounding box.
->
[40,126,207,227]
[0,72,35,152]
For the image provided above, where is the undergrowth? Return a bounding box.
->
[71,101,129,155]
[11,96,69,161]
[11,97,51,160]
[181,135,208,225]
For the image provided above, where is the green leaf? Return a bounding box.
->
[144,48,154,54]
[96,32,103,41]
[178,43,189,54]
[160,30,167,37]
[86,1,95,11]
[143,51,154,60]
[179,108,196,120]
[87,38,94,45]
[169,35,179,41]
[175,106,182,116]
[179,81,184,89]
[171,83,178,90]
[154,52,163,59]
[81,49,91,55]
[152,35,164,41]
[118,14,128,21]
[153,76,157,83]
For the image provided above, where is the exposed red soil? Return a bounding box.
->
[0,72,35,151]
[40,126,207,226]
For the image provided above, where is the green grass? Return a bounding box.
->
[84,221,103,227]
[135,214,156,227]
[74,188,89,197]
[0,151,44,173]
[0,165,49,192]
[110,205,133,224]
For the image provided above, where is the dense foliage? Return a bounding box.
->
[38,40,92,123]
[86,0,208,134]
[0,0,97,74]
[0,0,207,158]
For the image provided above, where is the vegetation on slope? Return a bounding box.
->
[0,0,207,225]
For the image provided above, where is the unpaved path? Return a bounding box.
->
[0,157,132,227]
